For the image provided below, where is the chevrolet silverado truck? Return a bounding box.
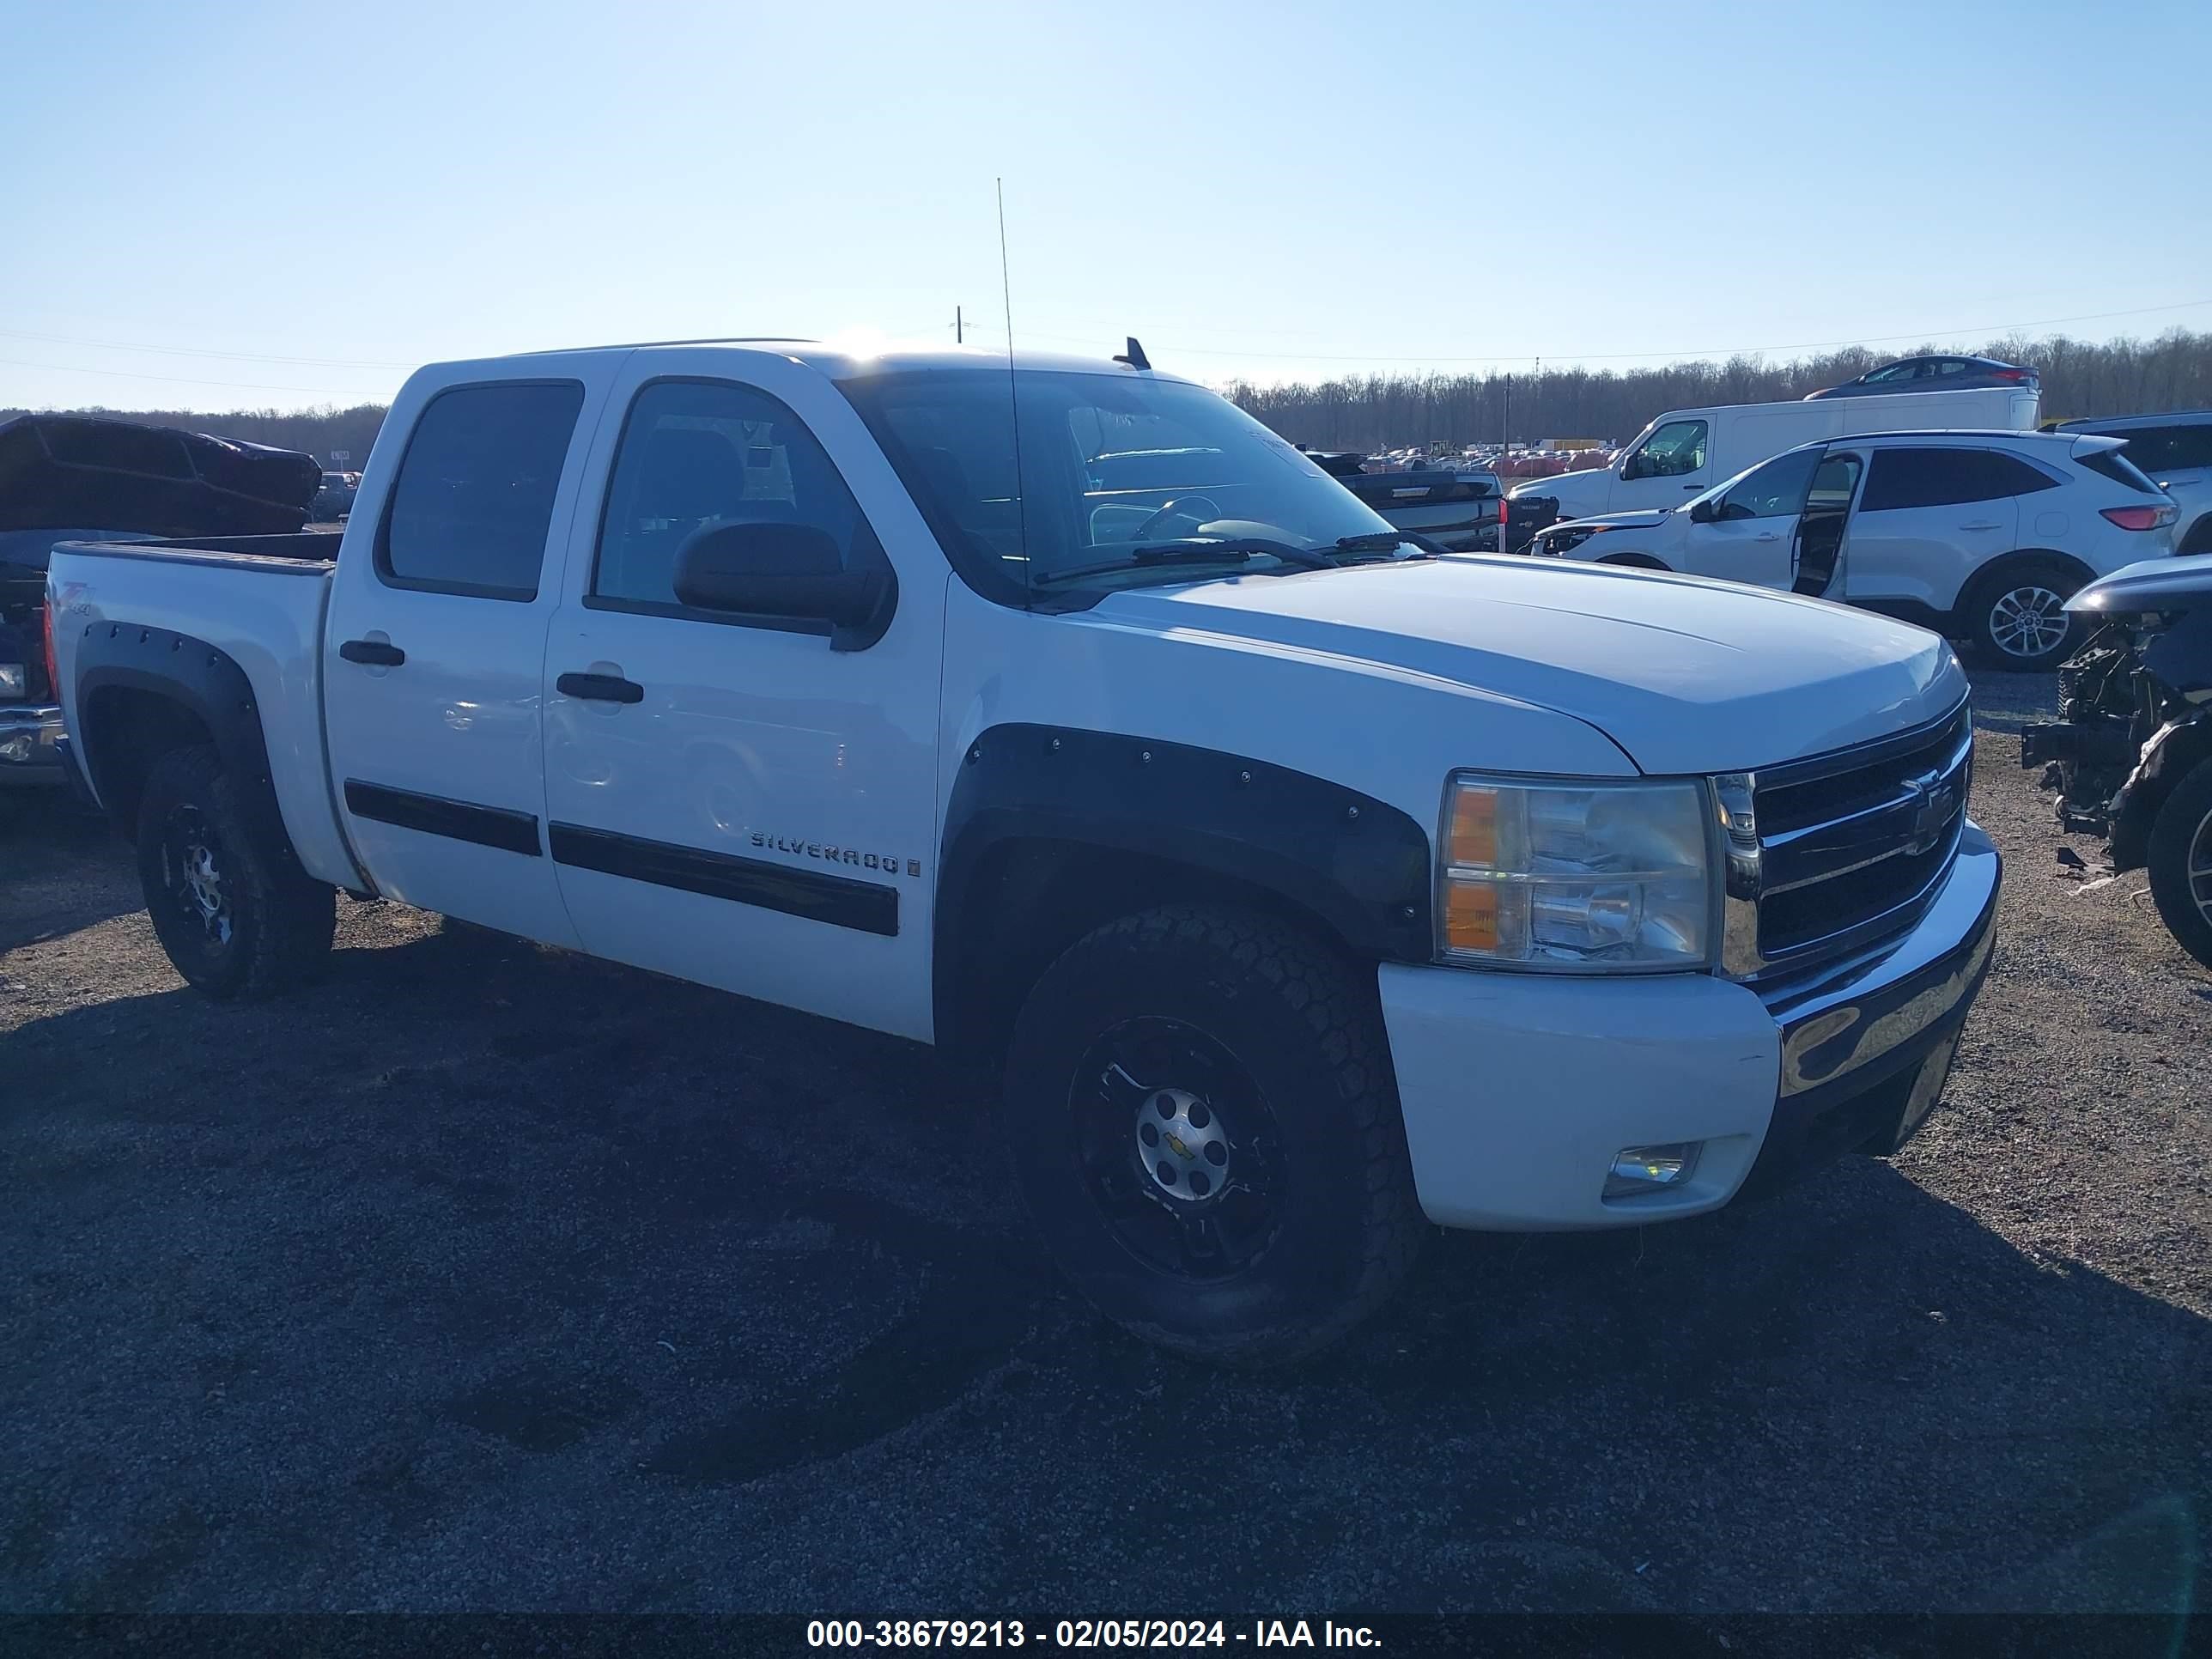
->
[46,341,2000,1363]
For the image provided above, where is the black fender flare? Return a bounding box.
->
[933,723,1436,1046]
[71,620,297,866]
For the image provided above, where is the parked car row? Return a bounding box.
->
[1528,428,2179,668]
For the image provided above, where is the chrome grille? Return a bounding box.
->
[1719,701,1973,981]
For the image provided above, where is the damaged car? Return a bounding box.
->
[2021,554,2212,967]
[0,414,320,822]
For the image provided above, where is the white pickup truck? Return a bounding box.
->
[45,340,2001,1363]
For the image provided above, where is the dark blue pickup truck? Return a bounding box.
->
[1300,449,1558,554]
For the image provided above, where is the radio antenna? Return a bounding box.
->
[997,178,1030,580]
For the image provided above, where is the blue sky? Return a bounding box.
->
[3,0,2209,411]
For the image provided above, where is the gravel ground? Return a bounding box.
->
[2,668,2207,1616]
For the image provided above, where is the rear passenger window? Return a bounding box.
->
[1858,447,2057,511]
[592,379,877,615]
[379,381,584,599]
[2107,425,2212,472]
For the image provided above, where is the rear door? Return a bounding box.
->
[1838,446,2053,615]
[323,370,614,945]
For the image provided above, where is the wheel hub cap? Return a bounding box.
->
[1991,586,2068,658]
[1133,1086,1232,1203]
[165,811,233,946]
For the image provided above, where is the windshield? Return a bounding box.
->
[837,368,1395,601]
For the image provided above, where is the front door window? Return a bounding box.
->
[1629,420,1709,479]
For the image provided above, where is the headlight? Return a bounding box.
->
[0,663,24,699]
[1439,775,1714,970]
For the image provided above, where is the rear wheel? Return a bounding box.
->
[1002,904,1424,1366]
[137,744,334,1000]
[1964,559,2080,669]
[2146,757,2212,970]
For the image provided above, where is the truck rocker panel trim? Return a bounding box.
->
[343,780,543,857]
[548,821,900,937]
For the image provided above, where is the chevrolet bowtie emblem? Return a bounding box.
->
[1164,1133,1192,1159]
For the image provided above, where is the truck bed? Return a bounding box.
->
[46,533,356,889]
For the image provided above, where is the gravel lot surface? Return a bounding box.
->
[3,668,2207,1615]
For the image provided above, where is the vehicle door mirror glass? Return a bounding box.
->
[673,522,896,649]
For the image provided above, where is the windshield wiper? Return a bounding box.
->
[1333,530,1449,558]
[1034,537,1337,586]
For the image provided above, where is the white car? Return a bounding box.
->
[1512,386,2041,523]
[1530,429,2179,668]
[2052,410,2212,557]
[47,341,1999,1364]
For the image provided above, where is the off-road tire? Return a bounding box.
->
[1963,557,2081,670]
[2147,756,2212,971]
[1003,904,1425,1366]
[137,744,335,1000]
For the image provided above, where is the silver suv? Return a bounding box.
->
[1529,429,2179,669]
[2051,410,2212,558]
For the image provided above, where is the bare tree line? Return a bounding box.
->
[9,326,2212,465]
[1227,328,2212,453]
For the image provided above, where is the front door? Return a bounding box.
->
[1792,449,1864,596]
[1679,445,1823,589]
[322,374,608,945]
[1613,417,1712,510]
[538,352,944,1042]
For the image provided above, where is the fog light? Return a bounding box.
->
[0,734,32,763]
[1605,1142,1702,1199]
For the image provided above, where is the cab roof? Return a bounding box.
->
[497,337,1197,385]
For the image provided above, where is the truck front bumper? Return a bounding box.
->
[1378,823,2001,1231]
[0,703,66,788]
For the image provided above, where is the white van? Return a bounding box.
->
[1516,386,2041,521]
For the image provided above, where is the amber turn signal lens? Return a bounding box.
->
[1444,880,1499,952]
[1449,786,1498,867]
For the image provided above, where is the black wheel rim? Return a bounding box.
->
[160,805,234,951]
[1069,1016,1284,1281]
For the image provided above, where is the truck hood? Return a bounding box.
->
[1094,556,1966,775]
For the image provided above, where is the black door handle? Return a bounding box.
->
[557,672,644,704]
[338,639,405,666]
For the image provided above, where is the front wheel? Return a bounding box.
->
[137,744,335,1000]
[2147,756,2212,970]
[1964,560,2080,669]
[1002,905,1425,1366]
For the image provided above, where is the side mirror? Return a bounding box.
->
[1687,498,1717,524]
[673,521,896,651]
[1620,453,1646,482]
